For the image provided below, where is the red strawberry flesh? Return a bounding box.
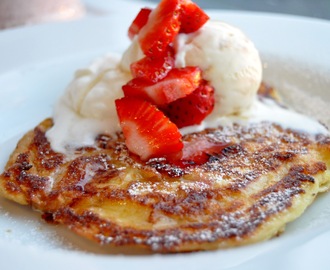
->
[130,46,175,83]
[115,97,183,160]
[179,0,209,33]
[138,0,181,56]
[128,8,152,40]
[181,138,229,165]
[166,136,230,166]
[123,66,202,105]
[163,81,215,128]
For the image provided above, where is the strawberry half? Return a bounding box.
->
[115,97,183,160]
[128,8,152,40]
[138,0,181,56]
[163,80,215,128]
[130,46,175,83]
[180,0,209,33]
[122,66,202,105]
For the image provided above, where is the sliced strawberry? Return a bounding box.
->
[122,78,152,102]
[115,97,183,160]
[128,8,152,40]
[180,0,209,33]
[130,46,175,83]
[138,0,181,56]
[181,137,230,165]
[166,137,230,166]
[122,66,202,105]
[163,81,215,128]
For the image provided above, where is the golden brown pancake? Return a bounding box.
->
[1,96,330,252]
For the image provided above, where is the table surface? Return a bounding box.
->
[0,0,329,30]
[148,0,330,20]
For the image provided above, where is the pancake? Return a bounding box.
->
[1,98,330,252]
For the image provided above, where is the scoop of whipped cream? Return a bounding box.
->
[47,54,131,152]
[64,54,131,120]
[175,21,262,118]
[121,21,263,118]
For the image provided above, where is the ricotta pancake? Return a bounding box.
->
[1,108,330,252]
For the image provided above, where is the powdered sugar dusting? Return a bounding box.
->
[95,180,307,251]
[92,125,323,251]
[0,197,74,250]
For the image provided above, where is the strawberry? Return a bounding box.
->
[130,46,175,83]
[180,0,209,33]
[138,0,181,56]
[115,97,183,160]
[128,8,152,40]
[166,137,230,166]
[181,137,230,165]
[122,66,202,105]
[122,78,152,102]
[163,81,215,128]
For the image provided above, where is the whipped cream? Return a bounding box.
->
[175,21,262,118]
[46,20,328,153]
[180,97,329,135]
[47,54,131,152]
[65,54,131,120]
[121,21,263,118]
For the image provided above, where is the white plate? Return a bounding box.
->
[1,1,330,269]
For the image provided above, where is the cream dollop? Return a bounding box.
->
[174,21,262,118]
[63,54,131,120]
[120,21,263,119]
[47,54,131,152]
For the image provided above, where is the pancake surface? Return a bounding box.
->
[1,101,330,252]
